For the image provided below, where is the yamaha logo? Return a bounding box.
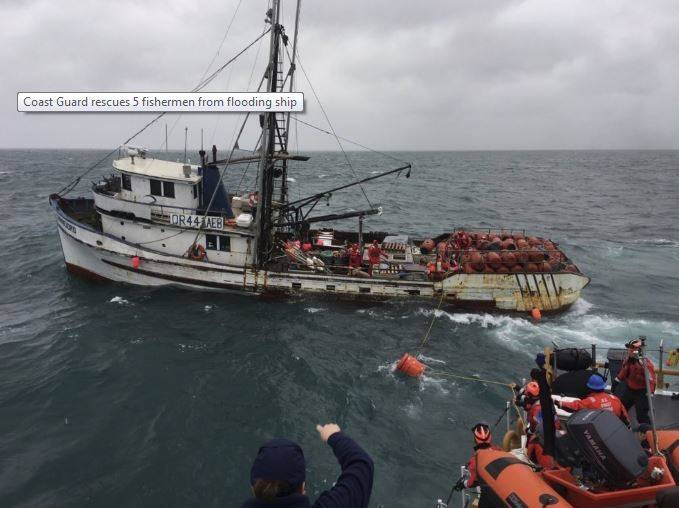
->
[583,429,607,461]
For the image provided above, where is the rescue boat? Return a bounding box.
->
[445,341,679,508]
[49,1,589,313]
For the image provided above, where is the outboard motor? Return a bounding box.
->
[566,409,649,487]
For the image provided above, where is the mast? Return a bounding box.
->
[280,0,302,205]
[255,0,282,267]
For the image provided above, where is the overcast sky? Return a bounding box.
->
[2,0,679,150]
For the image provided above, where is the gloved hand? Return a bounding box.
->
[453,477,466,491]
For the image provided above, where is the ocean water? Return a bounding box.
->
[0,149,678,507]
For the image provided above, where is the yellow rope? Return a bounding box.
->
[431,370,526,430]
[418,289,446,348]
[413,284,528,431]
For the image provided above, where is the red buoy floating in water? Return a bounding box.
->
[396,353,426,377]
[531,307,542,321]
[131,256,141,269]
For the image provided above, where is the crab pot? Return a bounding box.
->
[396,353,426,377]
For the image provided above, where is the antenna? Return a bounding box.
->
[165,123,168,154]
[184,126,188,163]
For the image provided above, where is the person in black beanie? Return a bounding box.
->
[241,423,374,508]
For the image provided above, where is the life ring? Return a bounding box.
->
[188,243,206,261]
[248,192,259,207]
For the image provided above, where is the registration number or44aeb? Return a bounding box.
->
[169,213,223,230]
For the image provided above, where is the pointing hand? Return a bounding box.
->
[316,423,341,443]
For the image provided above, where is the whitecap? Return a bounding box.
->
[286,177,296,182]
[417,354,446,365]
[305,307,326,313]
[568,298,593,316]
[109,296,129,305]
[204,305,213,312]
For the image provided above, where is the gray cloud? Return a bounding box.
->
[2,0,679,150]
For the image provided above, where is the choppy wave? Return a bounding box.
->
[633,238,679,248]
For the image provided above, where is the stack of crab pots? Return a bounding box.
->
[421,230,580,275]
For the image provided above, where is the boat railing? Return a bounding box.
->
[92,186,234,220]
[553,343,679,389]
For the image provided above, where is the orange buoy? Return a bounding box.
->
[396,353,426,377]
[132,256,140,269]
[531,307,542,321]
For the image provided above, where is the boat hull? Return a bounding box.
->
[52,203,589,311]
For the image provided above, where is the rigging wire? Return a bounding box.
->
[293,52,373,208]
[56,28,271,197]
[291,115,408,165]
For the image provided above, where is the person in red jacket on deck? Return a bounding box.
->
[614,338,656,425]
[367,240,385,275]
[558,373,630,425]
[454,422,501,507]
[348,244,363,274]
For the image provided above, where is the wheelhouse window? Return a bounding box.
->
[163,181,175,198]
[205,234,231,252]
[150,179,175,198]
[150,179,162,196]
[192,184,198,199]
[121,173,132,191]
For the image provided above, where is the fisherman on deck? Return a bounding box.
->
[614,338,656,425]
[367,240,385,275]
[241,423,374,508]
[348,244,363,275]
[454,422,500,506]
[557,373,630,425]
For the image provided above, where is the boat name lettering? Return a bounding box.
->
[58,217,77,235]
[169,213,223,230]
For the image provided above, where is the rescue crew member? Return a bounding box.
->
[242,423,374,508]
[367,240,385,275]
[614,338,656,425]
[454,422,500,507]
[348,244,363,274]
[517,381,559,469]
[557,373,630,425]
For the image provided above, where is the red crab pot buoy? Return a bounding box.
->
[501,239,516,251]
[486,251,502,270]
[496,265,510,274]
[500,251,517,267]
[531,308,542,321]
[396,353,426,377]
[527,236,541,246]
[526,263,539,272]
[421,239,435,254]
[529,250,545,263]
[131,256,140,269]
[513,232,525,241]
[302,243,312,252]
[510,264,524,273]
[500,230,511,240]
[470,252,484,272]
[540,261,552,272]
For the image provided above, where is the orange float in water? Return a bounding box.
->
[531,307,542,320]
[396,353,426,377]
[132,256,140,269]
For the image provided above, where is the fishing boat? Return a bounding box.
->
[440,341,679,507]
[49,0,589,312]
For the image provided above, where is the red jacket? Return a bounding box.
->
[464,444,501,488]
[560,391,629,424]
[349,249,363,268]
[618,358,656,392]
[367,245,383,265]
